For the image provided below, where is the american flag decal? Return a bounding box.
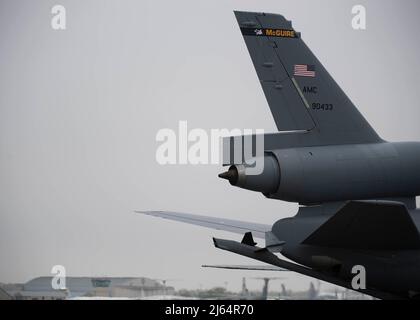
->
[294,64,316,77]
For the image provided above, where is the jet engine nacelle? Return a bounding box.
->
[219,141,420,205]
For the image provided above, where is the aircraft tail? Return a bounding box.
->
[234,11,381,146]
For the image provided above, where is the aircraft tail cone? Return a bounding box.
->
[218,166,239,185]
[218,171,231,180]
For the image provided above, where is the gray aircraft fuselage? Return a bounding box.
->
[220,140,420,298]
[275,210,420,297]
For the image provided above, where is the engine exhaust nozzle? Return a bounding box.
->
[218,166,238,185]
[218,155,280,195]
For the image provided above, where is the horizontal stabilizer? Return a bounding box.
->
[303,200,420,250]
[137,211,270,238]
[212,236,401,300]
[202,264,286,271]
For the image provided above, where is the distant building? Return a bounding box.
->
[0,283,25,300]
[15,289,68,300]
[15,277,174,300]
[0,286,12,300]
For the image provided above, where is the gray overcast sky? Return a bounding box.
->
[1,0,420,292]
